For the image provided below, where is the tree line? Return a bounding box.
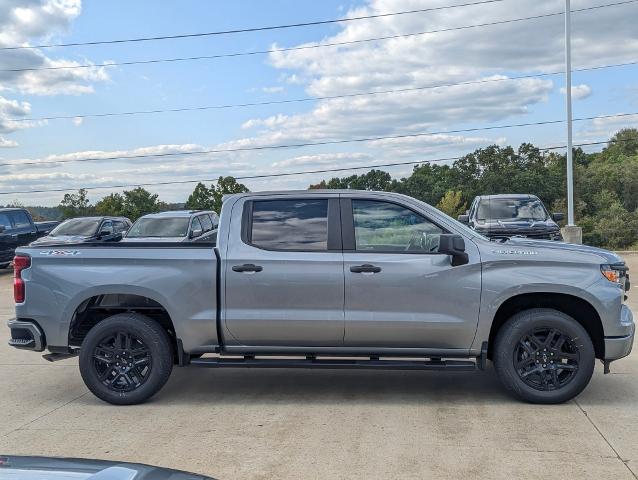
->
[9,129,637,249]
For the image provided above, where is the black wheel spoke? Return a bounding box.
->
[514,326,580,392]
[93,331,152,393]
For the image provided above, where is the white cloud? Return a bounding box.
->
[0,137,19,148]
[560,84,592,100]
[271,152,372,168]
[262,86,285,94]
[72,116,83,126]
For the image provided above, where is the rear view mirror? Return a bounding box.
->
[551,212,564,222]
[457,214,470,224]
[437,234,469,266]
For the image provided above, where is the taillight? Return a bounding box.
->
[13,255,30,303]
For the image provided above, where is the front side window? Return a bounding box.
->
[126,217,190,238]
[352,200,444,252]
[190,217,202,233]
[250,199,328,251]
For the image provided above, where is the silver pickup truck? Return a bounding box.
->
[7,190,634,405]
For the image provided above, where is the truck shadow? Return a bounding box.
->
[156,365,515,405]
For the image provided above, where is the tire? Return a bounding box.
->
[79,313,173,405]
[493,308,595,404]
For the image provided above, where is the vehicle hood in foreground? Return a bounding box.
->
[30,235,92,246]
[0,455,213,480]
[502,237,624,264]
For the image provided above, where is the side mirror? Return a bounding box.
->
[457,214,470,225]
[551,212,564,222]
[437,234,469,266]
[99,227,113,237]
[189,227,203,239]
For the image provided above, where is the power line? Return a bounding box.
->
[0,137,633,196]
[4,0,636,73]
[0,0,507,51]
[8,60,638,123]
[2,112,637,170]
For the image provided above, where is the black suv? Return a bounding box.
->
[458,194,564,240]
[30,216,132,247]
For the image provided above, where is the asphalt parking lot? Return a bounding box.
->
[0,256,637,480]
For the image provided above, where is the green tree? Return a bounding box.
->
[309,169,392,191]
[119,187,164,221]
[436,190,467,218]
[94,193,125,217]
[185,177,249,213]
[185,183,214,210]
[58,189,93,219]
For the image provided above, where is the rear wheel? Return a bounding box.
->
[494,308,595,404]
[79,313,173,405]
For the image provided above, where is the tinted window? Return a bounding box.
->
[352,200,444,252]
[10,211,31,228]
[199,214,213,232]
[50,218,101,237]
[251,199,328,251]
[209,213,219,228]
[0,213,11,230]
[127,217,190,238]
[112,220,127,233]
[190,217,202,233]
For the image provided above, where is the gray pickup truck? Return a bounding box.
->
[7,190,634,405]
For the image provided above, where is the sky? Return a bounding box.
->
[0,0,637,206]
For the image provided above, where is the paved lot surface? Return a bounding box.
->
[0,255,637,480]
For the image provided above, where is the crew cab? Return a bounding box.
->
[0,208,58,268]
[7,191,634,405]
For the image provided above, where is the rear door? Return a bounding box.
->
[341,197,481,350]
[223,195,344,347]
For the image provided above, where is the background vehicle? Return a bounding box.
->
[458,194,564,240]
[8,191,633,405]
[30,216,131,246]
[0,455,213,479]
[123,210,218,243]
[0,208,58,268]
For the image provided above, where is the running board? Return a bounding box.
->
[190,356,477,371]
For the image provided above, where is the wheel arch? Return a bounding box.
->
[487,292,605,360]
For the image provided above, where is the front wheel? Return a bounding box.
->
[493,308,595,404]
[79,313,173,405]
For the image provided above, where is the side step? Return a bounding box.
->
[190,356,477,371]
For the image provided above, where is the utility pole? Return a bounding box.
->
[562,0,582,243]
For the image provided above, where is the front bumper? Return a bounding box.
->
[604,305,635,361]
[7,318,45,352]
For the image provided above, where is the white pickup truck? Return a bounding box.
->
[8,190,633,405]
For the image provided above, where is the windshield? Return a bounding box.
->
[477,197,548,222]
[49,218,101,237]
[126,217,189,238]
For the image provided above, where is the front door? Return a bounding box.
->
[223,196,345,347]
[8,210,37,246]
[342,198,481,350]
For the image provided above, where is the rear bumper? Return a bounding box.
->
[604,305,635,361]
[7,319,45,352]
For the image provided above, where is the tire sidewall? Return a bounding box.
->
[79,313,173,405]
[494,309,595,404]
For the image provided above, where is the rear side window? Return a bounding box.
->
[209,214,219,228]
[0,213,11,230]
[250,199,328,251]
[199,214,213,232]
[9,211,31,228]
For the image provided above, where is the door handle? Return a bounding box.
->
[232,263,263,273]
[350,264,382,274]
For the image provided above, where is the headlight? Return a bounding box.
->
[601,263,628,289]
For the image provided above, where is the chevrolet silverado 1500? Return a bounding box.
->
[7,191,633,405]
